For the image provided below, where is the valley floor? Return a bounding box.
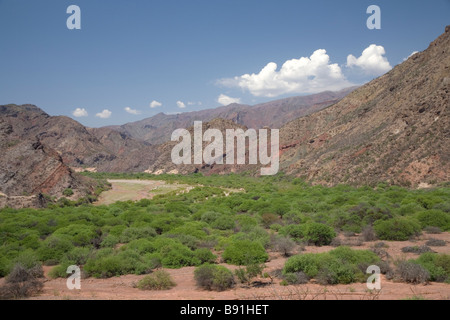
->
[25,232,450,301]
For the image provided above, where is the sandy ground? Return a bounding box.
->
[95,180,193,206]
[20,232,450,301]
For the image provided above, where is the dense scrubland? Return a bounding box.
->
[0,173,449,298]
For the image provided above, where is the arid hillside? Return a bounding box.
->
[279,26,450,187]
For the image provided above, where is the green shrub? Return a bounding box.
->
[415,253,450,282]
[235,215,258,232]
[303,223,336,246]
[329,246,380,265]
[279,224,304,241]
[37,235,74,263]
[63,188,74,197]
[234,263,265,285]
[261,213,279,228]
[374,217,421,241]
[211,216,236,230]
[120,227,157,243]
[201,211,221,224]
[194,264,235,291]
[84,249,153,278]
[53,224,98,246]
[416,210,450,231]
[101,234,120,248]
[150,238,200,268]
[232,227,270,248]
[136,270,176,290]
[283,247,380,285]
[193,248,217,264]
[222,240,268,265]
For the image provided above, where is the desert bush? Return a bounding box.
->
[200,211,221,224]
[261,213,279,228]
[424,226,442,234]
[84,249,153,278]
[374,217,421,241]
[415,253,450,283]
[269,223,282,232]
[282,272,309,285]
[396,261,430,284]
[193,248,217,264]
[361,225,377,241]
[416,210,450,231]
[283,247,380,285]
[401,245,433,254]
[53,224,98,247]
[63,188,74,197]
[234,263,265,285]
[222,240,268,265]
[37,235,74,264]
[232,227,271,249]
[136,270,176,290]
[100,234,120,248]
[425,238,446,247]
[0,263,44,299]
[235,215,258,232]
[272,235,296,257]
[158,241,200,268]
[302,223,336,246]
[194,264,235,291]
[120,226,157,243]
[330,237,342,247]
[211,215,236,230]
[279,224,304,241]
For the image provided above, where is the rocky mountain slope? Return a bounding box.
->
[107,88,356,145]
[0,105,157,173]
[0,117,95,207]
[278,26,450,187]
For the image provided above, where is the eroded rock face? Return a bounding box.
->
[0,116,93,207]
[279,26,450,187]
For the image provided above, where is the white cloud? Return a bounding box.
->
[347,44,392,76]
[403,51,419,61]
[176,101,186,109]
[125,107,141,115]
[217,94,242,106]
[150,100,162,108]
[96,109,112,119]
[72,108,88,117]
[217,49,353,98]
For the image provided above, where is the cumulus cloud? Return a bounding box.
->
[150,100,162,108]
[72,108,88,117]
[217,49,352,97]
[125,107,141,115]
[347,44,392,76]
[217,94,242,106]
[176,101,186,109]
[96,109,112,119]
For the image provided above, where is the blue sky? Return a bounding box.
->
[0,0,449,127]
